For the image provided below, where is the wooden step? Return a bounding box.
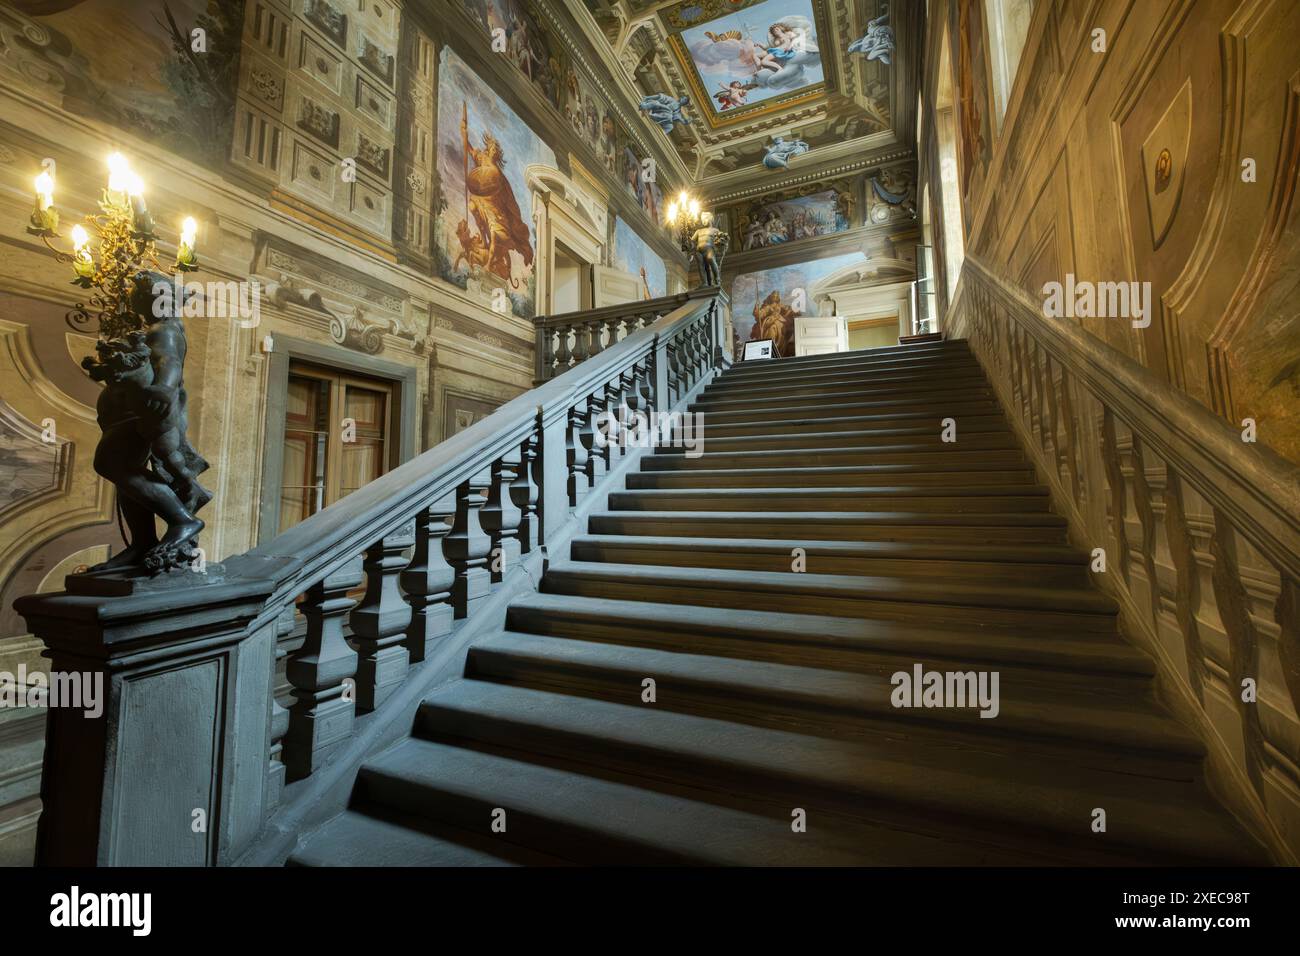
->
[288,809,561,866]
[706,364,986,397]
[643,447,1028,471]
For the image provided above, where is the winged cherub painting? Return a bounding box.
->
[682,0,825,113]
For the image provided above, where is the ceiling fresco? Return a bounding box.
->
[577,0,916,192]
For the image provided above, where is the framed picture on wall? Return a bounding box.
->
[441,388,504,442]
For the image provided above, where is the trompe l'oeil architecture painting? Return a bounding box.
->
[0,0,1298,907]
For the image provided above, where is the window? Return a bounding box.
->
[279,363,395,533]
[985,0,1034,131]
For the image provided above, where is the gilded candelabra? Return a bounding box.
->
[23,153,211,577]
[666,190,727,288]
[27,153,198,338]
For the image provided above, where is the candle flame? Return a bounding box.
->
[107,152,131,193]
[180,216,197,247]
[71,224,89,252]
[128,173,145,198]
[34,171,54,210]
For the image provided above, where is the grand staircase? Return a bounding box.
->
[289,340,1265,866]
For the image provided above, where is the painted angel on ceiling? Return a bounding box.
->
[691,16,822,98]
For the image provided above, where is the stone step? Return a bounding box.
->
[287,809,557,866]
[568,534,1089,585]
[541,560,1117,631]
[467,632,1203,768]
[588,510,1068,544]
[730,341,967,375]
[690,398,1005,425]
[703,412,1009,439]
[605,486,1052,515]
[626,465,1038,489]
[349,736,996,864]
[414,682,1263,864]
[694,378,994,409]
[668,432,1019,455]
[505,593,1155,679]
[706,365,987,398]
[646,446,1025,471]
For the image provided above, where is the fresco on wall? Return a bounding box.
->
[676,0,824,114]
[8,0,245,170]
[462,0,666,222]
[731,188,852,250]
[434,47,555,319]
[954,0,993,213]
[611,217,667,299]
[730,252,867,358]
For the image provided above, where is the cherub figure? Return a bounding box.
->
[848,12,895,64]
[81,271,211,575]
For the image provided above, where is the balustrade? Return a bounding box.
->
[14,287,727,865]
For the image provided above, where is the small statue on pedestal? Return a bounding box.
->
[82,271,211,575]
[687,213,729,287]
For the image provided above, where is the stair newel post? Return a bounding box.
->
[511,426,541,553]
[482,447,523,584]
[567,397,590,506]
[266,605,296,808]
[285,556,365,781]
[401,497,456,664]
[446,471,493,619]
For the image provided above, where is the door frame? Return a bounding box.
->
[259,336,418,544]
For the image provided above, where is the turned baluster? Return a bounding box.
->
[266,604,296,807]
[542,328,557,380]
[584,387,607,483]
[567,399,591,506]
[401,497,456,663]
[445,472,492,619]
[604,316,621,349]
[587,320,605,357]
[572,322,592,364]
[554,324,572,373]
[350,524,415,712]
[511,430,540,553]
[284,556,364,781]
[482,449,523,583]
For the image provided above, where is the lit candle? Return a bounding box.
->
[70,224,94,278]
[34,171,54,211]
[176,216,199,270]
[107,152,131,195]
[127,173,153,235]
[678,190,688,207]
[666,202,677,224]
[688,198,700,218]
